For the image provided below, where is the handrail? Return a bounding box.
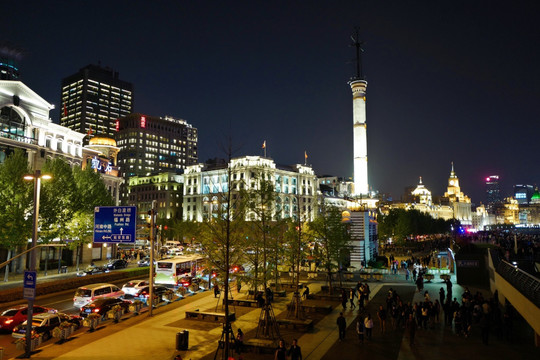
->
[490,249,540,308]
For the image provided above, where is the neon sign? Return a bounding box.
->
[140,116,146,128]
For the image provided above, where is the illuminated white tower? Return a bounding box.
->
[349,31,369,196]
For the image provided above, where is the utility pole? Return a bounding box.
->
[148,200,156,317]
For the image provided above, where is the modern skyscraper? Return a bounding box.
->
[485,175,502,205]
[349,32,369,196]
[115,113,198,179]
[60,64,133,140]
[513,184,534,205]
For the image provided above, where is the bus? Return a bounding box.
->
[155,255,205,286]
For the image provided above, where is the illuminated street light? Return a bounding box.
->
[23,169,51,357]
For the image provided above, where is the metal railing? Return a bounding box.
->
[490,249,540,308]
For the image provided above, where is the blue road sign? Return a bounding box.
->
[94,206,137,244]
[23,270,36,300]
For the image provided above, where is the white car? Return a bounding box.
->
[121,280,150,296]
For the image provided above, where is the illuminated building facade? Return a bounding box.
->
[115,113,198,180]
[485,175,502,208]
[342,210,378,269]
[349,78,369,196]
[182,156,318,222]
[0,80,85,168]
[513,184,534,205]
[60,64,133,139]
[83,136,123,205]
[443,163,472,225]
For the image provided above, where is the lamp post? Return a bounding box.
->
[23,170,51,357]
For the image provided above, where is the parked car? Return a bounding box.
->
[135,285,175,305]
[0,305,56,333]
[121,279,149,296]
[106,259,128,270]
[12,312,81,340]
[73,283,125,308]
[76,265,110,277]
[79,298,131,318]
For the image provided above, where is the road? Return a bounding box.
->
[0,277,145,359]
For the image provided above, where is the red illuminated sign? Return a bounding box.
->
[115,119,119,132]
[141,116,146,128]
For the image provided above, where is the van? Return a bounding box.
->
[165,241,181,248]
[73,283,124,308]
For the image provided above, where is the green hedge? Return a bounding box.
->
[0,267,150,303]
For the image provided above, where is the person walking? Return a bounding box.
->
[341,289,347,310]
[349,288,356,310]
[287,338,302,360]
[337,312,347,341]
[275,339,288,360]
[364,313,374,340]
[377,305,387,334]
[356,319,364,344]
[235,328,244,354]
[214,283,220,298]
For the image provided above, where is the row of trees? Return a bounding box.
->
[378,208,454,243]
[0,150,114,279]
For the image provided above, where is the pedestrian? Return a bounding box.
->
[416,275,424,292]
[349,288,356,309]
[237,281,242,294]
[302,285,310,299]
[275,339,287,360]
[405,268,410,281]
[214,283,220,298]
[356,319,364,344]
[406,313,417,346]
[341,289,347,310]
[235,328,244,354]
[439,287,445,305]
[377,305,387,333]
[337,312,347,341]
[287,338,302,360]
[364,313,374,340]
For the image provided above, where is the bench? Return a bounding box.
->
[185,310,236,322]
[223,298,259,307]
[307,293,341,301]
[275,282,303,290]
[301,304,332,314]
[276,318,313,331]
[244,338,276,354]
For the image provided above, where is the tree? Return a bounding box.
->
[306,204,350,294]
[0,149,32,280]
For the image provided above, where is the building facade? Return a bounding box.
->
[60,64,133,139]
[115,113,198,181]
[443,163,472,226]
[342,210,378,269]
[182,156,318,222]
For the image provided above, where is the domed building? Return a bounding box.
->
[411,177,432,206]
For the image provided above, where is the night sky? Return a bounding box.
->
[2,1,539,203]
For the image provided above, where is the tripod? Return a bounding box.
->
[256,301,281,339]
[213,322,236,360]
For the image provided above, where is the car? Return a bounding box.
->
[121,279,149,296]
[0,305,56,333]
[79,298,131,318]
[73,283,125,308]
[11,313,81,340]
[106,259,128,270]
[76,265,110,277]
[135,285,175,305]
[137,256,150,267]
[178,276,201,289]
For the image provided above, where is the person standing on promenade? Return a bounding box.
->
[287,338,302,360]
[349,288,356,310]
[356,319,364,344]
[341,289,347,310]
[364,313,374,340]
[406,313,417,346]
[337,312,347,341]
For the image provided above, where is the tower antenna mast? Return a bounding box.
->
[350,27,365,80]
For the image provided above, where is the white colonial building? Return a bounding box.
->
[183,156,318,222]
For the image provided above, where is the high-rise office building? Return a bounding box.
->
[513,184,534,205]
[115,113,198,180]
[60,64,133,140]
[485,175,502,205]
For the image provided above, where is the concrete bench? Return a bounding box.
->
[185,310,236,322]
[302,304,332,314]
[277,318,313,331]
[307,293,341,301]
[223,298,259,307]
[244,338,276,354]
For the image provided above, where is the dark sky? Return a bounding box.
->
[2,0,540,203]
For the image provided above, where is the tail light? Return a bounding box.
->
[4,319,13,325]
[93,308,100,313]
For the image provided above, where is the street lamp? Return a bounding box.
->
[23,169,51,357]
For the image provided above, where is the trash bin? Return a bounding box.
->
[176,330,189,350]
[60,266,68,273]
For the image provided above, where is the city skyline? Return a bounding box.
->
[2,1,539,202]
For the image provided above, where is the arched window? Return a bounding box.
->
[0,106,26,138]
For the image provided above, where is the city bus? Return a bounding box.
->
[155,255,205,286]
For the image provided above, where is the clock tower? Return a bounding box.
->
[446,162,460,196]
